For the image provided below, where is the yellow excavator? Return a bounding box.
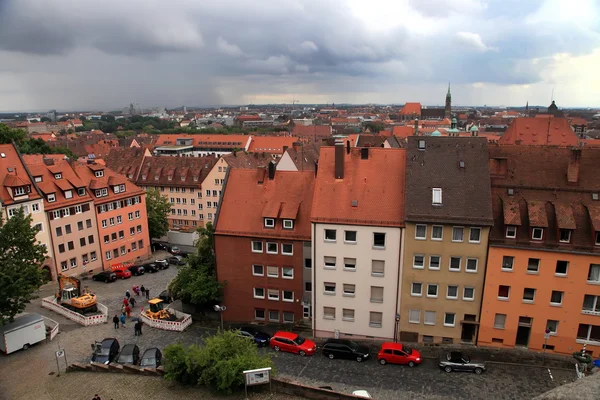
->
[56,275,98,314]
[144,298,177,321]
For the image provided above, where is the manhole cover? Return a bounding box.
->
[48,371,55,375]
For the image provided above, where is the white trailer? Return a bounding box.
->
[0,313,47,354]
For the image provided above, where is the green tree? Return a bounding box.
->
[0,208,48,324]
[39,117,51,122]
[0,124,26,144]
[164,331,275,394]
[145,188,170,240]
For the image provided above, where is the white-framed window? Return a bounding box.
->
[427,284,438,298]
[452,227,464,242]
[523,288,536,303]
[251,241,263,253]
[583,295,600,314]
[372,260,384,276]
[267,289,279,301]
[408,309,420,324]
[135,210,140,218]
[577,324,600,343]
[588,264,600,283]
[52,210,61,219]
[413,254,425,269]
[369,312,383,328]
[33,222,43,232]
[344,230,357,243]
[324,229,337,241]
[444,312,456,327]
[469,227,481,243]
[253,288,265,299]
[74,205,82,214]
[32,203,40,212]
[62,207,70,217]
[61,261,68,272]
[54,173,62,180]
[343,257,356,271]
[266,242,278,254]
[466,258,478,273]
[446,285,458,299]
[502,256,514,271]
[432,188,442,205]
[498,285,510,300]
[264,218,275,228]
[527,258,540,273]
[411,282,422,296]
[429,255,441,270]
[323,307,335,320]
[282,267,293,279]
[64,190,73,199]
[324,256,336,269]
[252,264,264,276]
[47,193,56,202]
[116,216,122,224]
[449,257,461,272]
[373,232,386,248]
[531,227,544,240]
[547,320,559,335]
[266,265,278,278]
[463,287,475,301]
[555,260,569,276]
[343,284,356,297]
[494,313,506,329]
[370,286,384,303]
[254,309,265,320]
[90,251,97,261]
[105,251,112,260]
[34,176,42,183]
[102,188,108,196]
[109,217,115,226]
[424,311,436,325]
[559,229,572,243]
[95,170,104,178]
[281,243,293,255]
[77,187,86,196]
[283,219,294,229]
[550,290,563,306]
[282,290,294,302]
[324,282,336,295]
[415,224,427,240]
[269,311,279,322]
[128,212,134,221]
[342,308,355,322]
[431,225,443,240]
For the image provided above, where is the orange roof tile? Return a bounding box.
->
[499,118,578,146]
[248,136,296,154]
[399,102,421,115]
[553,203,576,230]
[0,144,40,205]
[74,162,145,205]
[391,126,415,138]
[527,200,549,227]
[502,198,522,226]
[586,204,600,232]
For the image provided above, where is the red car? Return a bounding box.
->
[377,342,421,367]
[114,269,132,279]
[270,331,316,356]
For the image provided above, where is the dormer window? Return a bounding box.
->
[113,185,120,194]
[47,193,56,202]
[168,175,173,181]
[77,188,86,196]
[119,184,125,192]
[432,188,442,205]
[54,173,62,179]
[34,176,42,183]
[95,170,104,178]
[559,229,572,243]
[142,174,147,180]
[505,226,517,239]
[264,218,275,228]
[13,186,26,196]
[531,227,544,241]
[181,175,185,181]
[283,219,294,229]
[596,232,600,246]
[64,190,73,199]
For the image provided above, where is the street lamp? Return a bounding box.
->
[214,304,226,331]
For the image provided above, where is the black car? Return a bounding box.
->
[92,271,117,283]
[321,339,371,362]
[158,290,173,303]
[152,242,169,251]
[143,263,159,273]
[115,344,140,365]
[238,326,271,347]
[91,338,120,364]
[168,256,185,266]
[155,259,169,270]
[128,265,145,276]
[439,352,486,374]
[140,348,162,368]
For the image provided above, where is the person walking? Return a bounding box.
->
[140,285,146,299]
[112,315,119,329]
[145,287,150,300]
[133,321,139,336]
[125,305,131,318]
[121,304,126,315]
[129,296,136,307]
[119,313,126,328]
[136,320,143,335]
[123,297,129,307]
[125,290,131,300]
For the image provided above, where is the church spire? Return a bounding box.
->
[445,82,452,119]
[447,82,451,97]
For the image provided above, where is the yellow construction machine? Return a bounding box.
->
[56,275,98,314]
[144,298,177,321]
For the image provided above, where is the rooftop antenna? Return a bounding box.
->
[551,88,554,103]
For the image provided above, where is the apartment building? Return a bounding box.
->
[154,134,251,157]
[23,155,103,279]
[214,163,315,324]
[311,144,406,340]
[398,137,493,344]
[478,146,600,356]
[0,144,54,279]
[74,162,151,269]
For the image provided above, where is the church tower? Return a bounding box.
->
[444,83,452,119]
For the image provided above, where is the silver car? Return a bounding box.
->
[439,352,486,374]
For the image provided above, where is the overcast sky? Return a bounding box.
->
[1,0,599,111]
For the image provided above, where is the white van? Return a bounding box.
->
[0,313,48,354]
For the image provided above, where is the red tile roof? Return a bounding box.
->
[292,125,332,139]
[136,155,217,187]
[248,136,296,154]
[499,117,578,146]
[399,102,421,116]
[311,147,406,227]
[0,144,40,205]
[74,162,145,205]
[391,126,415,138]
[155,134,250,149]
[222,152,274,169]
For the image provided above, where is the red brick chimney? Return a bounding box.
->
[567,147,581,185]
[334,140,344,179]
[292,142,302,152]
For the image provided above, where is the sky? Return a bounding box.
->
[0,0,599,111]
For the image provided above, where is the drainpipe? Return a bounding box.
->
[312,222,316,337]
[395,227,405,342]
[475,227,491,346]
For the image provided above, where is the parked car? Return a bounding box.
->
[128,265,145,276]
[158,290,173,303]
[92,271,117,283]
[270,331,316,356]
[168,256,185,266]
[114,269,132,279]
[140,348,162,368]
[321,339,370,362]
[152,242,169,251]
[169,246,181,255]
[439,351,486,374]
[237,327,271,347]
[377,342,421,367]
[115,344,140,365]
[91,338,120,364]
[142,263,159,273]
[352,390,372,399]
[155,259,169,269]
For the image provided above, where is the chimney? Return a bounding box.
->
[567,148,581,184]
[414,118,419,136]
[334,141,344,179]
[346,140,351,154]
[268,160,275,180]
[282,146,288,153]
[292,142,302,152]
[361,147,369,160]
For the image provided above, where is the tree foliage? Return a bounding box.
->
[0,123,26,143]
[0,208,48,324]
[164,331,275,394]
[0,124,76,160]
[145,188,171,240]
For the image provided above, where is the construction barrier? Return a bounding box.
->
[41,296,108,326]
[140,308,192,332]
[42,316,60,340]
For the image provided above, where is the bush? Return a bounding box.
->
[163,330,275,394]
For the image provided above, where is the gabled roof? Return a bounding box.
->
[74,162,145,204]
[311,147,406,227]
[0,143,39,205]
[104,147,149,179]
[391,126,415,138]
[221,152,273,169]
[400,102,421,115]
[135,156,217,187]
[292,125,332,139]
[248,136,296,154]
[499,117,578,146]
[281,142,320,172]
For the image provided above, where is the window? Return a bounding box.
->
[267,289,279,301]
[56,227,63,237]
[252,265,264,276]
[427,284,438,298]
[588,264,600,283]
[370,286,384,303]
[411,282,422,296]
[583,295,600,314]
[128,212,134,221]
[527,258,540,273]
[135,210,140,218]
[116,216,122,224]
[119,231,124,239]
[267,266,278,278]
[269,311,279,322]
[550,291,563,306]
[547,320,559,335]
[282,267,293,279]
[283,312,294,323]
[212,190,218,197]
[559,229,572,243]
[87,235,94,244]
[323,307,336,319]
[324,282,336,295]
[343,284,356,297]
[32,203,40,212]
[58,244,65,253]
[494,314,506,329]
[33,223,42,232]
[78,188,86,196]
[324,229,336,241]
[48,193,56,202]
[555,260,569,276]
[109,217,115,226]
[343,258,356,271]
[469,227,481,243]
[532,227,544,240]
[67,241,74,250]
[282,243,293,255]
[130,227,135,236]
[61,261,68,271]
[369,312,383,328]
[432,188,442,205]
[62,208,70,217]
[425,255,440,270]
[372,260,384,276]
[103,235,109,244]
[431,225,443,240]
[251,241,263,253]
[324,256,336,269]
[444,313,456,327]
[64,190,72,199]
[77,221,83,231]
[373,232,386,248]
[415,224,427,239]
[266,242,278,254]
[413,254,425,269]
[342,309,355,321]
[498,285,510,300]
[255,309,265,320]
[253,288,265,299]
[466,258,478,273]
[424,311,436,325]
[447,285,458,299]
[95,170,104,178]
[463,287,475,301]
[137,225,142,233]
[111,233,117,241]
[449,257,461,272]
[120,246,126,255]
[523,288,536,303]
[452,227,464,242]
[344,230,357,243]
[264,218,275,228]
[283,290,294,302]
[52,210,61,220]
[408,310,420,324]
[577,324,600,343]
[502,256,514,271]
[106,251,112,260]
[305,282,312,292]
[283,219,294,229]
[79,237,86,247]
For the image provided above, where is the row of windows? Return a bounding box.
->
[413,254,479,273]
[408,310,459,327]
[204,190,221,197]
[253,288,294,302]
[264,218,295,230]
[7,203,41,217]
[321,307,383,328]
[320,257,386,276]
[323,229,386,248]
[496,285,565,305]
[55,219,93,237]
[415,224,482,243]
[101,211,141,228]
[104,240,144,260]
[60,251,98,271]
[254,309,294,323]
[252,265,294,279]
[94,184,126,198]
[102,226,142,244]
[96,196,141,214]
[50,203,90,220]
[411,282,475,301]
[500,257,600,284]
[171,208,199,216]
[251,241,294,255]
[503,225,588,244]
[47,187,86,203]
[170,197,196,205]
[322,283,385,302]
[171,219,199,226]
[58,235,95,253]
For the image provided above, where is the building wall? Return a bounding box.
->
[478,246,600,356]
[275,152,298,172]
[214,234,304,324]
[399,223,490,344]
[200,158,227,226]
[312,223,402,340]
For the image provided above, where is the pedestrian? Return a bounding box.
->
[137,320,143,335]
[123,297,129,307]
[134,285,140,296]
[125,305,131,318]
[112,315,119,329]
[121,304,126,315]
[120,313,126,327]
[140,285,146,298]
[125,290,131,299]
[129,296,136,307]
[133,321,139,336]
[145,287,150,300]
